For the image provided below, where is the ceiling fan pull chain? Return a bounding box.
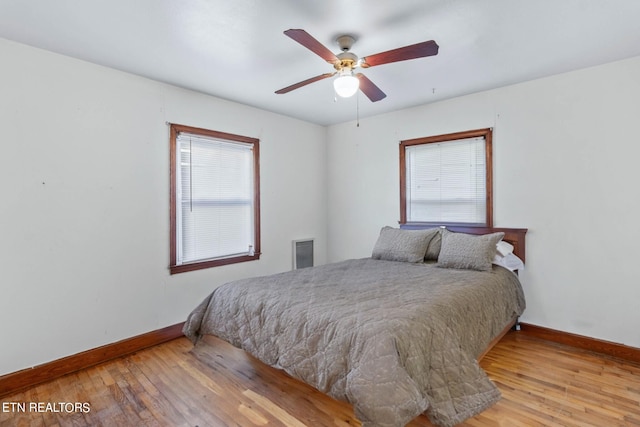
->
[356,90,360,127]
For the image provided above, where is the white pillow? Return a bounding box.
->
[496,240,514,257]
[493,252,524,272]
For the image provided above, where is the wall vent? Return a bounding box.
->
[292,239,314,270]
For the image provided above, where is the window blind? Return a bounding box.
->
[176,132,255,265]
[405,136,486,225]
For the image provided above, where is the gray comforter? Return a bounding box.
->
[183,258,525,427]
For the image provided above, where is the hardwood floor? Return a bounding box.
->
[2,331,640,426]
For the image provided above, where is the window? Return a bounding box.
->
[400,128,492,227]
[170,124,260,274]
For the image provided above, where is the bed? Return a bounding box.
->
[183,225,527,427]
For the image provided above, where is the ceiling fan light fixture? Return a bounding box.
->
[333,72,359,98]
[277,29,437,102]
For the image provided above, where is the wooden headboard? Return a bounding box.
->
[399,224,528,263]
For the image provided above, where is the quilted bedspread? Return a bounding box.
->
[183,258,525,427]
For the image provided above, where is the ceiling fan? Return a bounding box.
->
[275,29,439,102]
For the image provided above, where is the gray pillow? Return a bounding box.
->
[371,226,439,263]
[437,229,504,271]
[425,227,443,261]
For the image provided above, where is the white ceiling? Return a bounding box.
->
[2,0,640,126]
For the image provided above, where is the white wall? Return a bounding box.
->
[327,56,640,348]
[0,39,328,376]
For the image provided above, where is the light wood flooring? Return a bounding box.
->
[2,331,640,426]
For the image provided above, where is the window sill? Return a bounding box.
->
[170,253,260,275]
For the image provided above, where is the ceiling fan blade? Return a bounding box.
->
[361,40,439,68]
[284,29,339,64]
[275,72,336,94]
[356,73,386,102]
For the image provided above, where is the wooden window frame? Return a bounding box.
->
[169,123,261,274]
[399,128,493,227]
